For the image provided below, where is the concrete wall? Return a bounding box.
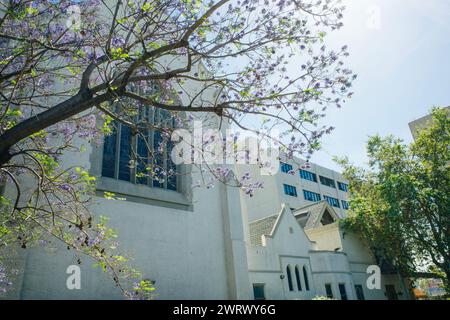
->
[3,129,252,299]
[247,206,316,300]
[307,225,411,300]
[246,204,412,300]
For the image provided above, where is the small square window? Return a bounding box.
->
[253,284,266,300]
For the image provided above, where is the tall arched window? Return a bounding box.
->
[295,265,302,291]
[286,265,294,291]
[102,103,177,190]
[303,266,310,291]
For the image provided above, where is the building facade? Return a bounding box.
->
[236,156,350,222]
[408,106,450,140]
[247,202,412,300]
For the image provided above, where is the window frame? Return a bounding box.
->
[303,189,321,202]
[286,265,294,291]
[253,283,266,300]
[299,169,317,182]
[295,265,302,291]
[324,195,340,208]
[101,106,177,190]
[337,181,348,192]
[302,265,310,291]
[341,200,349,210]
[280,162,293,174]
[319,175,336,188]
[283,184,298,197]
[90,114,193,211]
[338,283,348,300]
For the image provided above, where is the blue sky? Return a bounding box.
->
[310,0,450,171]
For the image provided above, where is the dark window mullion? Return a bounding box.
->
[149,107,155,187]
[163,141,168,189]
[130,134,137,184]
[114,124,122,180]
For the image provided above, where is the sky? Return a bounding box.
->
[308,0,450,171]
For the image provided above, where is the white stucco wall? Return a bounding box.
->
[247,206,316,300]
[3,128,252,299]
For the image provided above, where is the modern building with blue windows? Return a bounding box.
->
[236,154,350,220]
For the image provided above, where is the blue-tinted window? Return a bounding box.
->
[136,131,149,185]
[324,195,340,208]
[101,125,117,178]
[152,130,164,188]
[338,181,349,192]
[341,200,349,210]
[101,105,177,191]
[319,175,336,188]
[280,162,293,173]
[118,125,132,182]
[167,139,177,191]
[283,184,297,197]
[303,189,321,202]
[253,284,265,300]
[299,169,317,182]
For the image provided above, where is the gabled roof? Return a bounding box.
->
[248,201,340,246]
[292,201,339,230]
[249,214,279,246]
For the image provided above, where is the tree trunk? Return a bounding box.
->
[0,89,114,166]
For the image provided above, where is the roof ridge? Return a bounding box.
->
[249,212,279,225]
[292,200,327,213]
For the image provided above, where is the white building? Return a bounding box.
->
[247,202,411,300]
[237,156,350,222]
[408,106,449,140]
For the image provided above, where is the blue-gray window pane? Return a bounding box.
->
[136,133,148,185]
[338,182,348,192]
[101,104,178,191]
[253,284,265,300]
[299,169,317,182]
[280,162,293,173]
[283,184,297,197]
[101,127,117,178]
[118,125,131,181]
[342,200,349,210]
[324,195,340,208]
[303,190,321,202]
[152,130,164,188]
[319,176,336,188]
[167,140,177,191]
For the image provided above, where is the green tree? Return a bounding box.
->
[336,107,450,295]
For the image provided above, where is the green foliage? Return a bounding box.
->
[336,107,450,294]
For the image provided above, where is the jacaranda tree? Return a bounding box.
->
[0,0,355,298]
[337,107,450,296]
